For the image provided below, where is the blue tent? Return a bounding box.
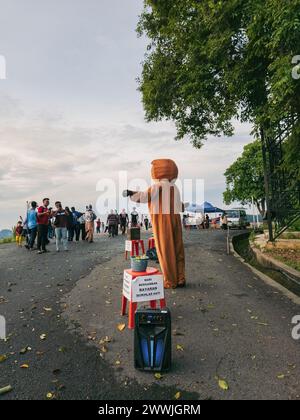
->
[201,201,223,214]
[185,203,203,213]
[186,202,223,213]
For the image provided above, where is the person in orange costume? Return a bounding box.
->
[124,159,185,289]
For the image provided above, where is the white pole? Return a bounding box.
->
[227,224,230,255]
[252,197,255,228]
[256,205,259,227]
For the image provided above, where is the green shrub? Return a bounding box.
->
[288,219,300,232]
[249,231,257,243]
[284,233,298,239]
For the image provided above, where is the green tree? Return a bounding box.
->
[223,140,266,216]
[282,125,300,187]
[137,0,300,146]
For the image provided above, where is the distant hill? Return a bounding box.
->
[0,229,13,239]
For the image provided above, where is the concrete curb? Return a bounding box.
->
[250,243,300,283]
[230,236,300,306]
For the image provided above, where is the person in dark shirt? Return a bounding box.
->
[64,206,75,241]
[144,215,149,231]
[71,207,83,241]
[96,218,101,234]
[107,210,119,238]
[52,202,70,252]
[205,214,210,229]
[48,207,54,240]
[131,207,139,227]
[119,209,129,235]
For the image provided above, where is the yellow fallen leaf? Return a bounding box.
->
[88,336,96,341]
[277,374,285,379]
[0,385,13,395]
[100,346,108,353]
[43,307,52,312]
[218,379,229,391]
[20,346,31,355]
[174,392,181,400]
[0,354,7,363]
[20,364,29,369]
[46,392,54,399]
[117,324,126,332]
[40,334,47,340]
[176,344,184,352]
[115,360,121,366]
[154,373,162,380]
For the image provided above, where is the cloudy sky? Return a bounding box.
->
[0,0,252,229]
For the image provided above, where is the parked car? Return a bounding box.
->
[226,209,249,229]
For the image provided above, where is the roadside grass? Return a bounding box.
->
[265,249,300,272]
[233,233,300,296]
[0,237,15,244]
[283,232,299,239]
[288,219,300,232]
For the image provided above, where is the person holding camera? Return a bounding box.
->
[52,201,70,252]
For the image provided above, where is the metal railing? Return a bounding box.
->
[264,118,300,240]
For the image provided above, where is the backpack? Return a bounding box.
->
[146,247,159,263]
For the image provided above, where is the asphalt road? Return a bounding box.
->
[0,230,300,400]
[0,234,190,400]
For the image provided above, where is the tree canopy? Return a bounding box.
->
[282,124,300,187]
[223,140,266,216]
[137,0,300,147]
[223,131,299,217]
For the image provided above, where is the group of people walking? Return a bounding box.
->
[105,208,150,238]
[182,213,229,230]
[15,200,151,252]
[16,199,97,253]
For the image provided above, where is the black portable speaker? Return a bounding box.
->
[134,308,171,372]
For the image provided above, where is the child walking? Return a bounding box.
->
[15,221,23,247]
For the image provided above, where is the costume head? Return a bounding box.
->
[151,159,178,182]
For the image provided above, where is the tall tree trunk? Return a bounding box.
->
[256,198,266,218]
[260,127,274,241]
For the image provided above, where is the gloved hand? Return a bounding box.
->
[122,189,134,197]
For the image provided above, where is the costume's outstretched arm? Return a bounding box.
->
[123,189,151,204]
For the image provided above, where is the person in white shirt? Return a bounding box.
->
[221,212,228,230]
[85,205,96,243]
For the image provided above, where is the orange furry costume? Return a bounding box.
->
[125,159,185,289]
